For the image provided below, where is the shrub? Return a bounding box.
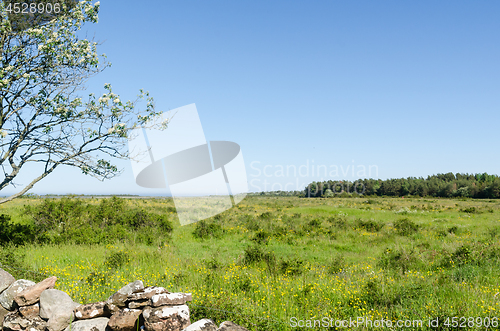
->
[192,220,224,239]
[0,214,42,246]
[394,218,419,236]
[243,245,276,269]
[326,216,347,229]
[460,206,479,214]
[355,218,383,232]
[279,258,304,276]
[23,197,173,245]
[251,230,271,245]
[379,247,416,274]
[327,254,346,274]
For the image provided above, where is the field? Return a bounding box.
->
[1,196,500,330]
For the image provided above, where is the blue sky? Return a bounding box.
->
[5,0,500,196]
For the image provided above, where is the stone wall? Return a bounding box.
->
[0,268,249,331]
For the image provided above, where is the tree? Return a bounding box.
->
[0,1,162,203]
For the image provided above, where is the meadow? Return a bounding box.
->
[0,196,499,330]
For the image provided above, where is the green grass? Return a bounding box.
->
[1,196,500,330]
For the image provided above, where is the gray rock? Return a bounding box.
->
[74,301,109,320]
[217,321,250,331]
[107,308,142,331]
[2,311,47,331]
[0,304,10,326]
[128,300,149,309]
[14,276,57,307]
[0,279,36,310]
[128,286,167,301]
[182,319,217,331]
[150,292,192,307]
[107,280,144,307]
[0,268,15,293]
[39,289,80,331]
[143,305,190,331]
[19,303,40,319]
[63,317,109,331]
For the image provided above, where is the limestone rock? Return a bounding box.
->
[19,303,40,319]
[14,276,57,306]
[127,286,167,308]
[128,300,149,309]
[143,305,190,331]
[104,301,121,314]
[107,280,144,308]
[217,321,249,331]
[150,292,192,307]
[62,317,109,331]
[39,289,80,331]
[107,308,142,331]
[0,279,36,310]
[0,304,10,325]
[128,286,168,301]
[0,268,15,293]
[182,319,217,331]
[74,301,109,320]
[2,311,47,331]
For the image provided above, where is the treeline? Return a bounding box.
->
[304,173,500,199]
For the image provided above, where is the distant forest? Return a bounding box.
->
[255,173,500,199]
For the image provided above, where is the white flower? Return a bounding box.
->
[0,130,7,138]
[22,73,29,78]
[113,98,120,103]
[108,127,115,134]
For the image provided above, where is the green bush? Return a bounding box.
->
[192,220,224,239]
[279,258,304,276]
[355,218,383,232]
[243,245,276,269]
[251,230,270,245]
[327,254,346,274]
[23,197,173,245]
[394,218,419,236]
[379,247,416,274]
[0,214,42,246]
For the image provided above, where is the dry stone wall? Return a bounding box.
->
[0,269,249,331]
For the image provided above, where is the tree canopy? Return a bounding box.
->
[0,0,162,203]
[304,173,500,199]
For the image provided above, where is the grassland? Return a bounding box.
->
[1,196,499,330]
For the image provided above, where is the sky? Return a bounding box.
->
[4,0,500,196]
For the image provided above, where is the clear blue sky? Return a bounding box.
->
[5,0,500,196]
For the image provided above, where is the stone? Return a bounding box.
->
[0,304,10,325]
[128,286,168,301]
[0,279,36,310]
[14,276,57,306]
[150,292,192,307]
[217,321,250,331]
[0,268,15,293]
[39,289,80,331]
[143,305,190,331]
[107,280,144,307]
[107,308,142,331]
[74,301,109,320]
[62,317,109,331]
[104,301,121,314]
[2,311,47,331]
[128,286,168,308]
[19,303,40,319]
[128,300,149,309]
[182,319,217,331]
